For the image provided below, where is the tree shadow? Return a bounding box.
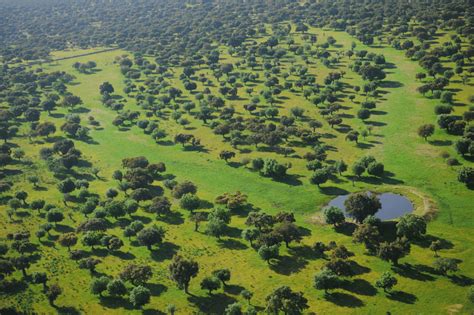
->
[146,283,167,296]
[187,293,237,314]
[348,260,371,276]
[288,244,319,260]
[99,296,134,310]
[356,142,374,150]
[56,306,81,315]
[218,238,248,250]
[0,279,28,294]
[183,145,209,153]
[150,242,180,262]
[158,211,185,225]
[131,215,152,224]
[111,250,136,260]
[320,186,349,196]
[199,199,214,210]
[54,224,75,233]
[91,248,109,257]
[224,226,243,238]
[223,284,246,295]
[341,279,377,296]
[334,222,357,236]
[272,174,303,186]
[142,309,166,315]
[378,221,398,242]
[413,234,453,249]
[387,290,417,304]
[428,140,452,146]
[227,161,242,168]
[379,81,404,88]
[325,292,364,307]
[392,263,435,281]
[448,274,474,287]
[270,255,308,275]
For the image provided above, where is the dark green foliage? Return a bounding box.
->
[396,214,427,240]
[375,272,398,292]
[169,255,199,293]
[344,192,381,223]
[91,276,110,296]
[258,244,279,264]
[377,238,411,265]
[434,258,458,275]
[265,286,308,315]
[314,268,341,293]
[120,264,153,285]
[323,206,345,227]
[129,285,151,308]
[137,225,165,251]
[200,276,221,294]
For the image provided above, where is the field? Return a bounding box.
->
[1,20,473,315]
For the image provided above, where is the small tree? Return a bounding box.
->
[180,193,201,212]
[273,222,302,248]
[200,276,221,294]
[32,272,48,291]
[468,286,474,304]
[212,269,231,286]
[264,286,308,315]
[418,124,435,140]
[79,257,101,273]
[323,207,345,228]
[396,214,426,240]
[241,289,253,304]
[310,169,329,188]
[58,232,78,251]
[46,284,62,306]
[189,212,206,232]
[129,285,151,309]
[258,244,279,264]
[434,258,458,275]
[458,167,474,186]
[377,238,411,265]
[12,255,31,277]
[353,223,380,254]
[28,176,40,188]
[375,272,397,292]
[120,264,153,285]
[137,225,165,251]
[314,268,341,294]
[91,276,110,297]
[107,279,127,297]
[335,160,347,175]
[205,218,227,239]
[47,209,64,226]
[166,304,177,315]
[429,240,442,257]
[219,150,236,163]
[241,228,260,247]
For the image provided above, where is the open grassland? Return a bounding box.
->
[1,26,473,314]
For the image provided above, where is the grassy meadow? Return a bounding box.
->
[1,26,473,314]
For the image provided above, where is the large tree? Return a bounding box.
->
[137,226,165,251]
[168,255,199,294]
[344,192,381,223]
[265,286,309,315]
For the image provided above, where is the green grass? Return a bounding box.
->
[1,26,473,314]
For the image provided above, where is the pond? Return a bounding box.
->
[327,192,414,221]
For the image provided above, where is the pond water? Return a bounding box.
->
[327,192,414,221]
